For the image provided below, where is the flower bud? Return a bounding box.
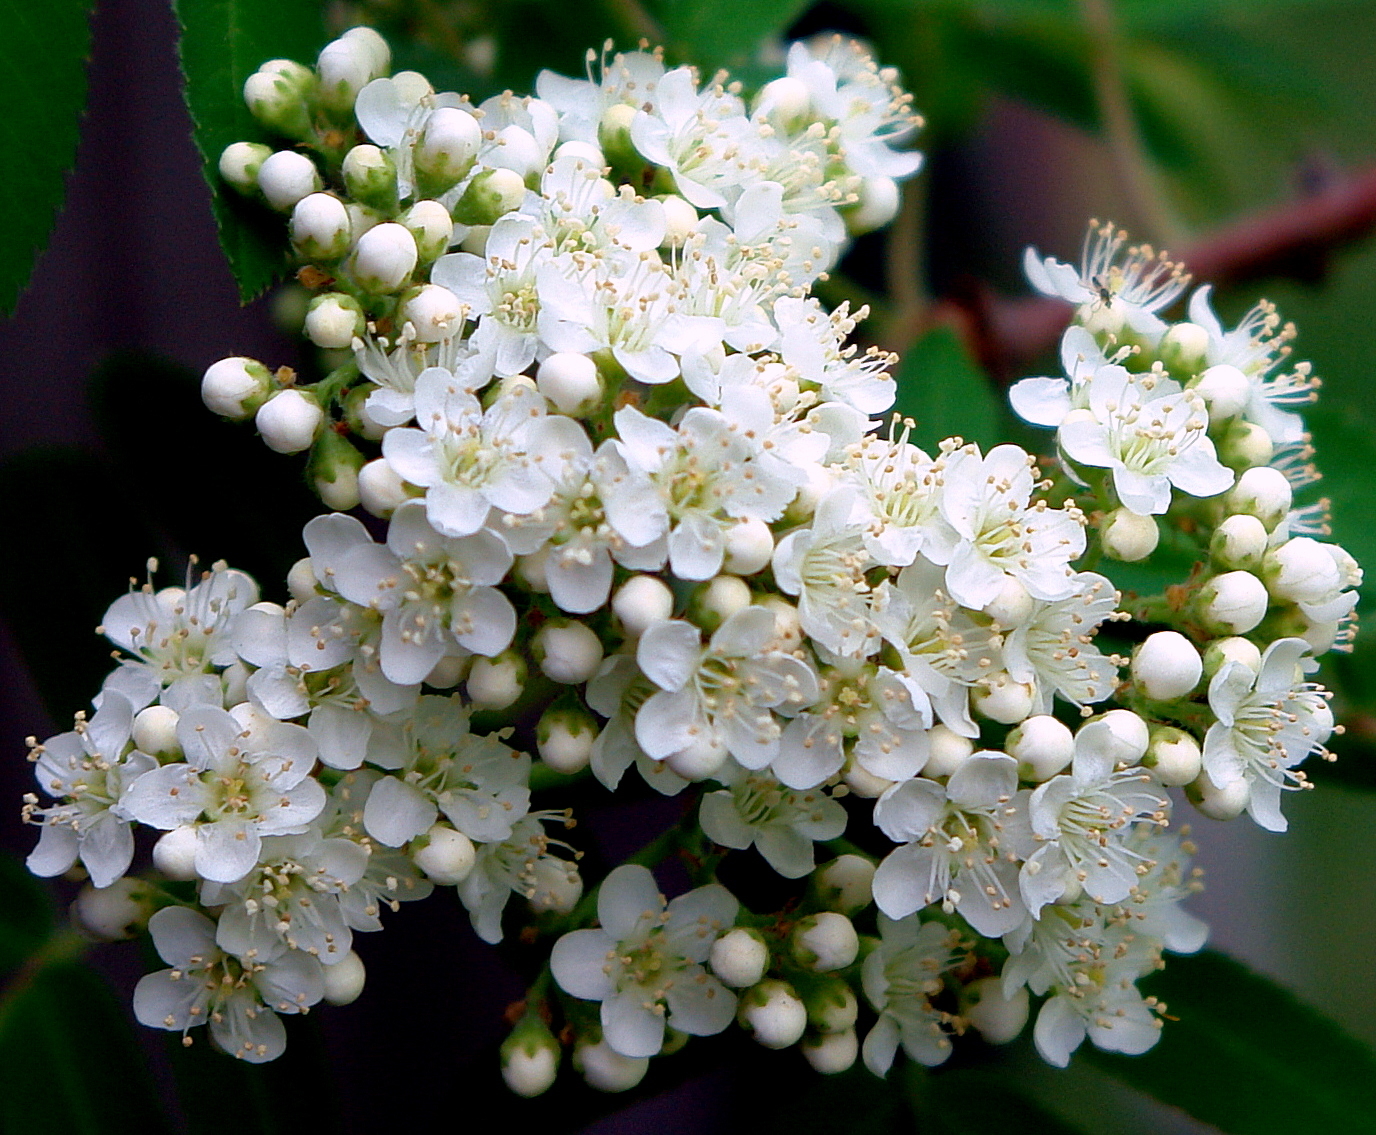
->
[290,193,352,261]
[425,654,469,689]
[1216,420,1274,472]
[256,149,322,212]
[243,61,316,139]
[202,356,272,420]
[452,167,528,226]
[467,650,526,709]
[414,107,482,196]
[310,429,365,510]
[757,595,802,651]
[152,826,200,882]
[413,824,476,885]
[802,1029,858,1074]
[804,976,858,1034]
[665,733,729,781]
[575,1038,648,1092]
[401,199,455,263]
[710,927,769,988]
[349,222,418,293]
[1187,770,1249,821]
[317,28,389,115]
[1202,635,1261,677]
[72,878,154,941]
[501,1017,560,1098]
[963,976,1028,1046]
[400,284,466,343]
[1225,466,1292,530]
[598,102,639,168]
[658,194,699,247]
[923,724,974,779]
[814,854,874,915]
[322,950,367,1006]
[554,139,605,166]
[342,144,399,211]
[739,980,807,1050]
[982,576,1034,628]
[256,388,323,454]
[1080,708,1150,765]
[527,857,582,914]
[1143,725,1202,787]
[1131,631,1203,701]
[612,575,673,638]
[535,620,603,684]
[972,671,1035,725]
[537,703,598,774]
[132,704,180,759]
[755,75,813,129]
[536,351,603,416]
[221,661,250,708]
[842,758,896,799]
[722,518,775,577]
[459,224,491,255]
[845,176,901,236]
[218,141,272,195]
[1006,715,1074,782]
[1197,570,1269,635]
[690,575,752,633]
[514,548,550,593]
[1191,364,1250,420]
[1100,507,1159,562]
[1158,321,1210,379]
[1211,513,1269,572]
[1263,537,1342,605]
[791,912,858,973]
[358,458,413,518]
[304,293,366,349]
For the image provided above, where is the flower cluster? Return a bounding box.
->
[19,26,1357,1093]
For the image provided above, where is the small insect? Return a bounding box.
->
[1090,274,1115,306]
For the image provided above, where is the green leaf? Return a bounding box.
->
[0,0,94,314]
[911,1065,1092,1134]
[174,0,326,301]
[0,856,52,974]
[894,324,1004,452]
[652,0,811,72]
[0,960,172,1135]
[1084,949,1376,1133]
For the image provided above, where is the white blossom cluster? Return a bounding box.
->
[17,27,1359,1093]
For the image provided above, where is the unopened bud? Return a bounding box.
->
[342,144,399,212]
[791,912,858,973]
[414,107,482,196]
[802,1028,858,1074]
[1131,631,1203,701]
[357,458,412,517]
[658,194,698,247]
[1077,709,1149,765]
[842,758,895,799]
[739,980,807,1050]
[923,724,974,779]
[401,199,455,263]
[425,654,469,689]
[1217,420,1274,472]
[1211,513,1269,572]
[1159,321,1210,379]
[349,222,418,292]
[554,139,605,166]
[972,671,1035,725]
[664,733,729,780]
[218,141,272,194]
[983,576,1034,628]
[311,430,365,510]
[804,976,858,1035]
[1192,364,1251,420]
[400,284,466,343]
[1187,770,1250,821]
[202,356,272,420]
[535,620,603,684]
[305,293,366,349]
[598,102,639,168]
[132,705,180,759]
[1197,570,1269,635]
[466,650,526,709]
[256,388,323,454]
[1202,635,1262,678]
[452,167,527,226]
[1143,726,1202,787]
[575,1038,648,1092]
[814,854,874,915]
[72,878,154,941]
[710,927,769,988]
[723,518,775,576]
[1007,715,1074,782]
[845,176,901,236]
[291,192,352,260]
[963,976,1028,1045]
[537,703,598,774]
[322,950,367,1006]
[612,575,673,638]
[1263,537,1342,605]
[1100,507,1159,562]
[413,824,476,884]
[691,576,752,633]
[536,352,603,416]
[1226,466,1292,530]
[317,28,389,115]
[243,61,316,140]
[256,149,322,212]
[501,1017,560,1098]
[152,826,200,882]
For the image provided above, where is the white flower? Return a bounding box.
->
[354,325,491,429]
[23,692,154,888]
[629,67,751,210]
[536,48,668,145]
[133,906,323,1062]
[860,915,969,1075]
[633,609,818,769]
[551,864,738,1058]
[1058,367,1232,515]
[841,431,955,567]
[1203,637,1334,832]
[354,72,469,198]
[1001,571,1121,714]
[936,444,1085,610]
[456,810,580,943]
[872,753,1033,936]
[122,705,325,884]
[698,762,847,878]
[585,654,692,798]
[773,296,896,416]
[1009,325,1119,429]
